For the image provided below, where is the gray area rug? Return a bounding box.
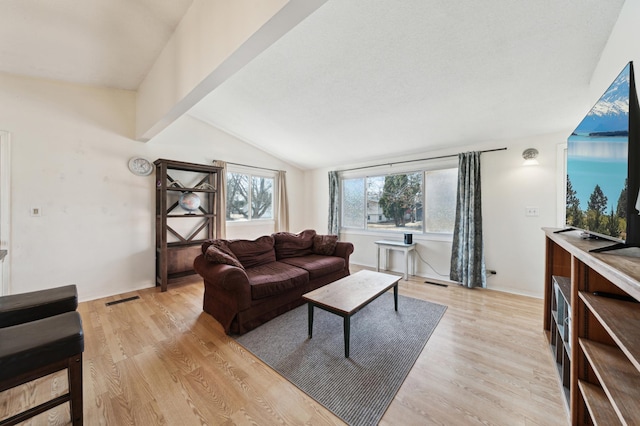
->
[236,293,447,426]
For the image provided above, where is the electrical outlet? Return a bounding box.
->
[30,207,41,217]
[525,206,539,217]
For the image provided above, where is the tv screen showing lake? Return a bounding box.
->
[567,136,627,212]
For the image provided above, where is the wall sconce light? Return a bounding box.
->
[522,148,539,166]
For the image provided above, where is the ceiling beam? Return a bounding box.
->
[136,0,328,142]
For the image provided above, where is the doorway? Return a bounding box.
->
[0,130,10,296]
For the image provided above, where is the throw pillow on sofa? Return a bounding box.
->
[312,234,339,255]
[204,244,244,269]
[273,229,316,259]
[227,235,277,269]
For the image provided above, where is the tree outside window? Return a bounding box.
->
[369,173,423,231]
[251,176,273,219]
[226,172,273,221]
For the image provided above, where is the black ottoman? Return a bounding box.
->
[0,284,77,328]
[0,311,84,425]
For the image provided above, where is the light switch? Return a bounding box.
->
[30,207,41,217]
[525,207,539,217]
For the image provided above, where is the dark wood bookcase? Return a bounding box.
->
[543,228,640,425]
[155,159,222,291]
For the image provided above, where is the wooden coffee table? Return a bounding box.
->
[302,270,401,358]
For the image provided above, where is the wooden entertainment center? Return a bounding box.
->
[543,228,640,425]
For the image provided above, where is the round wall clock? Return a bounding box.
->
[128,157,153,176]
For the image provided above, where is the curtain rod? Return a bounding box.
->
[217,161,283,173]
[338,147,507,173]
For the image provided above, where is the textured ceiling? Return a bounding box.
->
[0,0,627,170]
[189,0,626,170]
[0,0,193,90]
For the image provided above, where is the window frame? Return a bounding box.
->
[339,159,458,239]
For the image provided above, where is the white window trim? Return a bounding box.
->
[339,157,457,180]
[341,227,453,242]
[226,219,276,228]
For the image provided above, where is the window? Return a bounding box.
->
[226,171,274,221]
[366,172,423,232]
[423,168,457,233]
[341,167,457,234]
[342,177,365,228]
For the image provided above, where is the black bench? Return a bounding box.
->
[0,311,84,426]
[0,284,78,328]
[0,285,83,425]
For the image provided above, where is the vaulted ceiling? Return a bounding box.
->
[0,0,627,170]
[0,0,193,90]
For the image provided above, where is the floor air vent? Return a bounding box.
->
[105,296,140,306]
[424,280,448,287]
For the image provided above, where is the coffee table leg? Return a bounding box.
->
[308,303,314,338]
[394,284,398,311]
[344,315,350,358]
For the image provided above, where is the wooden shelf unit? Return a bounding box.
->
[155,159,222,292]
[549,274,572,406]
[543,228,640,425]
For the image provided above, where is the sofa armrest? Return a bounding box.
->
[193,255,252,311]
[333,241,354,265]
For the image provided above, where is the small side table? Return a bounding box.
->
[374,240,416,281]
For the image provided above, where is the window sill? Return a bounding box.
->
[340,228,453,243]
[226,220,275,227]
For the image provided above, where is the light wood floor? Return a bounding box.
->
[1,265,568,425]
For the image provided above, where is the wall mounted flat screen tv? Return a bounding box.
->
[565,61,640,251]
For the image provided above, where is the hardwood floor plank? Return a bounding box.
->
[1,268,567,425]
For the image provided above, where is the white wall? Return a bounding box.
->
[0,72,304,301]
[305,135,563,298]
[590,0,640,102]
[481,135,562,296]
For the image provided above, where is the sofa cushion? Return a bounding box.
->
[312,234,339,255]
[280,255,345,280]
[246,262,309,300]
[201,239,237,257]
[204,244,244,269]
[273,229,316,259]
[227,236,276,269]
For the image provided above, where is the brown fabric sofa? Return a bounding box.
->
[193,229,354,335]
